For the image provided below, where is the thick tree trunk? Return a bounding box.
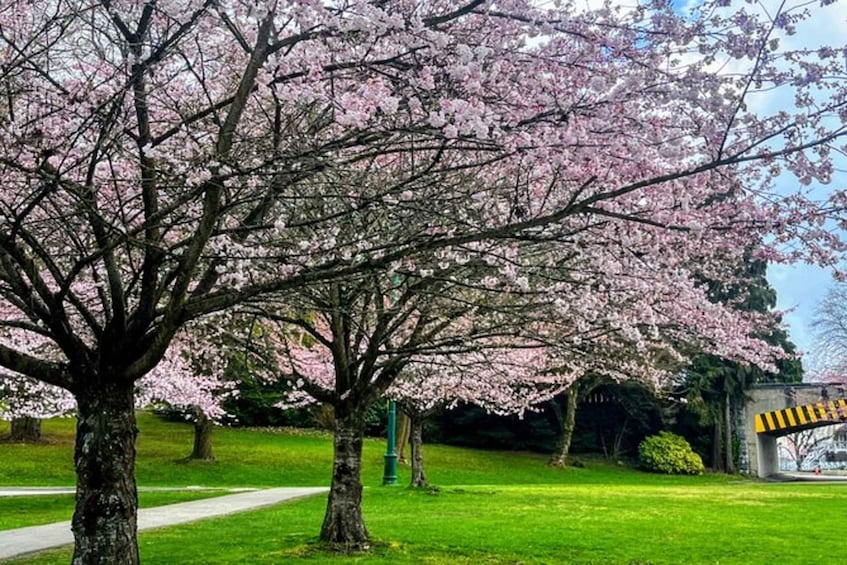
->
[549,385,578,467]
[71,382,139,565]
[396,411,411,464]
[320,410,369,550]
[409,413,427,487]
[190,410,214,461]
[724,391,735,474]
[10,416,41,442]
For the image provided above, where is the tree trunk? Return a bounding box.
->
[190,410,214,461]
[549,385,578,467]
[10,416,41,442]
[396,411,411,464]
[71,381,139,565]
[712,419,724,472]
[320,409,369,550]
[409,413,427,487]
[724,390,735,474]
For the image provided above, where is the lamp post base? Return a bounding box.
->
[382,400,398,486]
[382,453,398,486]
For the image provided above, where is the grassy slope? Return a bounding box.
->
[0,414,336,488]
[3,414,845,564]
[0,413,715,488]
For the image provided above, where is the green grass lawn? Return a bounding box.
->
[2,414,845,564]
[0,412,711,489]
[0,490,231,531]
[0,413,337,488]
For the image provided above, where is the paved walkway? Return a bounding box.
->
[0,487,327,561]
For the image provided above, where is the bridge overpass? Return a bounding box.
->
[742,383,847,477]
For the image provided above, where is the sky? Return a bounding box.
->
[768,262,831,363]
[758,1,847,372]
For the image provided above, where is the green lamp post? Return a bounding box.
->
[382,399,398,485]
[383,273,400,486]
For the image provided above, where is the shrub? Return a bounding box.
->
[638,431,704,475]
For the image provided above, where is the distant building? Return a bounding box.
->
[824,424,847,463]
[779,424,847,471]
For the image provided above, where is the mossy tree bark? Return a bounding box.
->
[71,381,139,565]
[549,384,578,467]
[190,409,214,461]
[409,413,427,487]
[396,410,411,464]
[319,409,369,549]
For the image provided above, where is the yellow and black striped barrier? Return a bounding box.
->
[755,399,847,435]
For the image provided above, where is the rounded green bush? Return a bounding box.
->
[638,431,704,475]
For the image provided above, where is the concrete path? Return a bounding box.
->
[0,487,327,561]
[0,487,76,497]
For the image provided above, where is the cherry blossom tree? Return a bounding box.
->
[0,375,75,441]
[0,329,234,453]
[547,381,582,468]
[0,304,75,441]
[136,326,235,461]
[268,280,579,544]
[0,0,846,560]
[266,243,791,546]
[390,315,683,479]
[388,345,556,487]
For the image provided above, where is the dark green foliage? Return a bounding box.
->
[669,407,714,466]
[699,256,802,383]
[573,381,664,461]
[639,431,704,475]
[218,349,313,427]
[363,402,389,436]
[431,381,664,460]
[223,376,387,435]
[151,405,193,423]
[675,255,803,471]
[222,374,314,428]
[431,404,559,452]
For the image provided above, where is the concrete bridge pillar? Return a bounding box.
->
[755,434,778,478]
[742,385,789,477]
